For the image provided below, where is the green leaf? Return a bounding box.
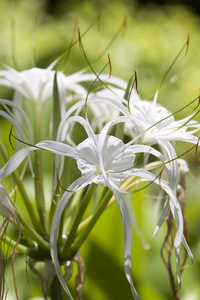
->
[53,71,61,140]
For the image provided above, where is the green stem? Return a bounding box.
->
[49,73,62,225]
[13,171,44,233]
[3,235,29,255]
[50,276,63,300]
[18,215,50,251]
[61,183,97,258]
[68,189,112,260]
[0,142,43,233]
[58,189,84,244]
[3,229,50,260]
[32,102,49,234]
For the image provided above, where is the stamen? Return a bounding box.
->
[56,172,76,193]
[159,165,165,191]
[134,70,139,94]
[185,34,190,57]
[158,35,190,90]
[97,11,101,31]
[52,15,100,69]
[122,14,127,37]
[125,70,139,112]
[108,54,112,78]
[193,95,200,111]
[78,27,82,52]
[56,170,61,195]
[9,128,46,151]
[195,136,200,161]
[9,126,15,151]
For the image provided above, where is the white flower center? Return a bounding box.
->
[75,135,135,187]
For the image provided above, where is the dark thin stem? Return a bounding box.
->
[161,212,180,300]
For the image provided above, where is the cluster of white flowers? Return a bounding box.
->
[0,64,199,299]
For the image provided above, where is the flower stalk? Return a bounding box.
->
[50,276,63,300]
[32,102,49,234]
[61,182,98,259]
[69,188,112,260]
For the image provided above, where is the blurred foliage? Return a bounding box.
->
[1,0,200,299]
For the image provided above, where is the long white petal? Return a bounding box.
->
[0,98,33,142]
[0,141,75,179]
[182,235,193,261]
[153,200,170,237]
[133,168,183,287]
[50,178,90,300]
[126,194,150,250]
[157,140,179,192]
[111,188,141,300]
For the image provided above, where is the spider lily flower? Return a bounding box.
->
[0,115,184,300]
[49,116,184,300]
[0,65,139,105]
[126,98,200,145]
[0,66,140,138]
[0,66,67,104]
[123,95,196,266]
[124,95,200,222]
[119,93,199,203]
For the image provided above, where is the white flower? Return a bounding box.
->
[0,65,140,104]
[0,67,59,102]
[127,98,200,145]
[0,115,184,300]
[75,134,135,187]
[49,116,184,300]
[122,95,196,277]
[0,66,68,103]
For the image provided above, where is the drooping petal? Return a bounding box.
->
[111,188,141,300]
[0,141,76,179]
[126,194,150,250]
[132,168,183,287]
[50,177,91,300]
[157,139,179,192]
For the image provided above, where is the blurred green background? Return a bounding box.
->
[1,0,200,299]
